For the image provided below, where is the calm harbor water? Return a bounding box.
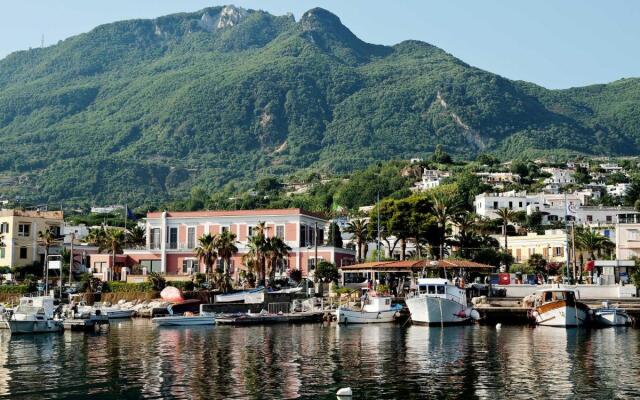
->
[1,320,639,399]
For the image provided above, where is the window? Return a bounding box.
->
[606,215,613,223]
[428,285,436,294]
[0,222,8,234]
[182,259,198,274]
[300,225,307,246]
[140,260,162,273]
[275,225,285,239]
[436,286,445,294]
[167,227,177,249]
[221,226,229,234]
[587,215,593,223]
[19,247,27,259]
[309,227,316,246]
[0,247,5,259]
[18,223,30,237]
[554,247,563,257]
[493,201,498,210]
[418,285,427,294]
[150,228,161,250]
[519,202,523,208]
[248,226,255,238]
[509,201,513,209]
[93,261,106,273]
[187,227,196,249]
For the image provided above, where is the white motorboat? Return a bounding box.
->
[594,301,632,327]
[6,297,64,334]
[336,295,402,324]
[532,288,590,327]
[406,278,478,325]
[152,305,216,326]
[215,287,264,304]
[92,303,136,319]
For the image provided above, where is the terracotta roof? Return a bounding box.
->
[341,259,495,271]
[147,208,326,220]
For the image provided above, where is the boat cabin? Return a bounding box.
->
[538,289,579,306]
[15,297,56,320]
[415,278,466,305]
[362,296,394,313]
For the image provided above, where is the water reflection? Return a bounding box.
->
[1,322,640,399]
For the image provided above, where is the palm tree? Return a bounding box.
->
[575,228,614,260]
[126,225,146,248]
[38,228,59,279]
[264,236,291,283]
[495,207,519,254]
[215,230,238,279]
[345,219,368,263]
[453,212,478,259]
[99,228,126,279]
[430,192,461,259]
[194,233,218,276]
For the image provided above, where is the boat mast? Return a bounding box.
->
[564,192,571,283]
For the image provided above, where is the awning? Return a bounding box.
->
[340,259,495,273]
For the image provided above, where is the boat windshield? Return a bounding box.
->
[15,305,43,315]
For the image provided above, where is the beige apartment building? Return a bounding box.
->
[0,210,64,269]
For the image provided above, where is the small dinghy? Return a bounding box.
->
[153,305,216,327]
[336,294,402,324]
[594,301,632,327]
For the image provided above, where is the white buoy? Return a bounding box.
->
[496,323,502,329]
[336,387,353,396]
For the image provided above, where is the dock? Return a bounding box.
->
[475,298,640,326]
[216,311,327,325]
[63,315,110,332]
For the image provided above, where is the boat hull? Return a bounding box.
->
[535,301,589,327]
[406,297,469,325]
[105,310,135,319]
[152,316,216,326]
[336,307,399,324]
[8,320,64,334]
[595,309,632,327]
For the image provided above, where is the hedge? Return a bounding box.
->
[0,285,29,294]
[107,282,153,293]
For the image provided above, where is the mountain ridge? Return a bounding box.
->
[0,5,638,206]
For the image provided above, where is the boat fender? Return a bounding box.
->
[496,323,502,329]
[470,310,480,321]
[337,387,353,396]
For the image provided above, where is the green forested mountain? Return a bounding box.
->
[0,5,638,206]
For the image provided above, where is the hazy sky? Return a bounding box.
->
[0,1,637,89]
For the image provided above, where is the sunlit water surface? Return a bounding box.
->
[0,320,639,399]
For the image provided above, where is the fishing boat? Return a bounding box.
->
[215,287,264,303]
[405,278,479,325]
[92,303,135,319]
[593,301,632,327]
[336,295,402,324]
[152,305,216,326]
[533,288,590,327]
[5,297,64,334]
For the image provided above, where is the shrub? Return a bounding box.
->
[107,281,153,293]
[288,268,302,283]
[147,272,166,291]
[376,284,390,294]
[315,261,339,283]
[0,285,28,294]
[169,281,195,291]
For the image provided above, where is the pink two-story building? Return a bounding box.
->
[90,208,355,281]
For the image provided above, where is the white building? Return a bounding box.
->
[475,191,540,219]
[412,169,450,192]
[91,205,124,214]
[606,183,630,197]
[599,163,624,173]
[475,172,521,186]
[541,168,575,186]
